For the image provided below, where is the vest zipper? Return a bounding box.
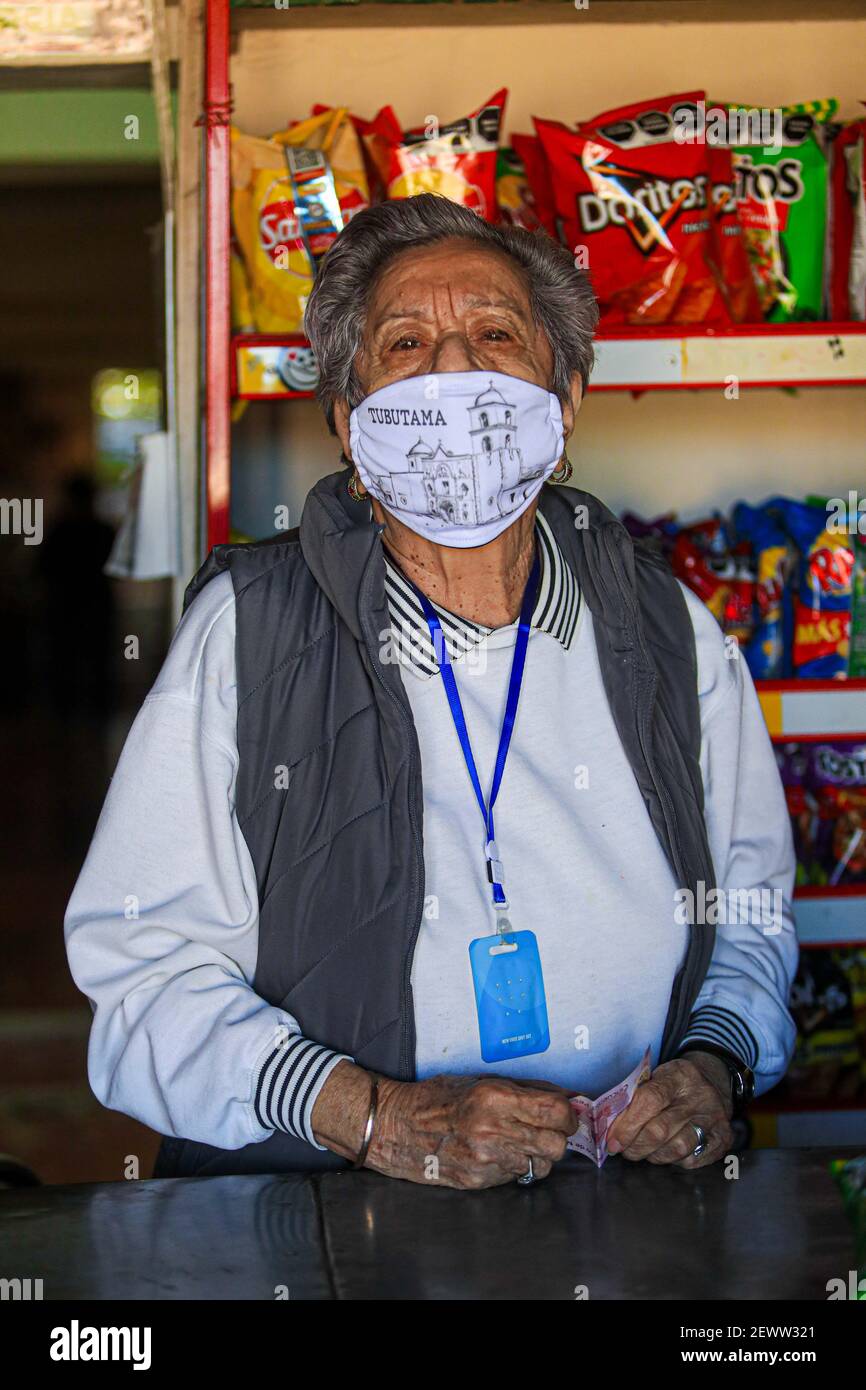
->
[358,538,425,1083]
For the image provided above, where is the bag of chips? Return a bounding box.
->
[272,108,370,230]
[231,127,312,333]
[767,497,854,677]
[851,533,866,677]
[727,100,837,322]
[789,949,860,1098]
[230,232,255,334]
[808,742,866,887]
[231,110,369,334]
[510,133,558,237]
[496,145,553,233]
[706,144,763,322]
[311,103,395,205]
[379,90,507,221]
[535,93,730,327]
[775,741,818,885]
[827,115,866,321]
[732,501,791,678]
[671,516,753,642]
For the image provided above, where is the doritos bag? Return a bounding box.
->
[510,133,557,237]
[535,93,729,327]
[381,90,507,221]
[727,100,837,322]
[707,145,763,322]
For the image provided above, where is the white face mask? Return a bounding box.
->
[348,370,565,549]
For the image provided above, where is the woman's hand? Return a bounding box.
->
[311,1061,576,1189]
[606,1052,734,1169]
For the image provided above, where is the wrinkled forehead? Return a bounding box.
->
[365,237,534,325]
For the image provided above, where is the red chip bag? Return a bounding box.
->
[707,145,763,322]
[535,93,730,327]
[827,115,866,321]
[511,132,558,237]
[380,89,507,221]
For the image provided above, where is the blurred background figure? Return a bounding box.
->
[37,469,117,724]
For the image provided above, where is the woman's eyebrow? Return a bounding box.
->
[372,297,527,329]
[372,308,434,326]
[462,295,527,315]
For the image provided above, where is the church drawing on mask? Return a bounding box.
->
[371,382,545,528]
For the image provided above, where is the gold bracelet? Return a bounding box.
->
[352,1077,379,1170]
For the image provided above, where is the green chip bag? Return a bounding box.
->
[727,100,837,322]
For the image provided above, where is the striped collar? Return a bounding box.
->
[382,510,581,680]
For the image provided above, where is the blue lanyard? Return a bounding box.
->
[411,549,540,910]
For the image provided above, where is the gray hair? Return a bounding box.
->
[304,193,598,434]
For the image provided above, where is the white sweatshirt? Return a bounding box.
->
[64,526,798,1153]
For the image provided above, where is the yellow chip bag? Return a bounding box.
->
[273,108,370,226]
[231,127,312,333]
[231,109,370,334]
[230,235,255,334]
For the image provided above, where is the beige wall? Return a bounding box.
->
[227,5,866,535]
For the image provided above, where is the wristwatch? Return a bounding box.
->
[679,1042,756,1112]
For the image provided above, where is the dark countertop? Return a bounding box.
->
[0,1147,858,1300]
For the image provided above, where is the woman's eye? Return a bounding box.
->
[391,335,422,351]
[482,328,511,342]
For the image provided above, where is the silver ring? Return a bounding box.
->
[516,1157,536,1186]
[691,1123,707,1158]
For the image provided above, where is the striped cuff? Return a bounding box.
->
[679,1004,759,1070]
[253,1032,352,1150]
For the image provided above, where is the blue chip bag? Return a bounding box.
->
[732,501,791,679]
[767,497,854,679]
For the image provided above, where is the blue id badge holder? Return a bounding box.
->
[469,917,551,1065]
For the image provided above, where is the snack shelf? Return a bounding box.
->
[793,887,866,946]
[230,324,866,404]
[592,322,866,392]
[756,678,866,742]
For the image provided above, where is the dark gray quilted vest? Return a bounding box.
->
[154,470,716,1177]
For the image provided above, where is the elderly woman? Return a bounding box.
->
[65,195,797,1188]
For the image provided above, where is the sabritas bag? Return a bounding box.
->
[726,99,837,322]
[231,109,370,333]
[379,89,507,221]
[535,93,729,326]
[272,108,370,227]
[230,127,311,333]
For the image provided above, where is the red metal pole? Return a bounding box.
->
[203,0,232,551]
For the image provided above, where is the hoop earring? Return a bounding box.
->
[347,469,366,503]
[551,455,573,485]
